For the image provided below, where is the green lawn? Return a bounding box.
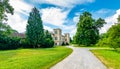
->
[91,49,120,69]
[0,46,72,69]
[73,45,110,49]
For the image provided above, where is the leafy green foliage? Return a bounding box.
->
[96,15,120,50]
[74,12,106,46]
[0,0,14,21]
[0,0,14,35]
[42,30,54,48]
[26,7,44,48]
[0,35,20,50]
[61,42,69,46]
[0,0,21,50]
[96,33,109,47]
[0,23,15,36]
[20,38,32,48]
[107,23,120,49]
[95,18,106,29]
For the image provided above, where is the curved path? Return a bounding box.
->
[51,46,107,69]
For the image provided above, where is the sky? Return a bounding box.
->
[7,0,120,37]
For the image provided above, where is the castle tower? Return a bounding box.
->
[52,28,70,46]
[53,28,62,45]
[64,33,70,44]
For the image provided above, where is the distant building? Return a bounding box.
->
[51,28,70,46]
[12,32,25,38]
[11,28,70,46]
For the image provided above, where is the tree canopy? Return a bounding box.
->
[96,15,120,50]
[0,0,14,36]
[74,12,106,46]
[26,7,44,48]
[0,0,14,21]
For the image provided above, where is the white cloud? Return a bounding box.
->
[44,25,53,32]
[71,28,77,37]
[30,0,94,8]
[7,13,27,33]
[9,0,32,16]
[92,9,115,19]
[73,12,80,23]
[60,25,76,37]
[5,0,94,37]
[41,7,69,26]
[95,9,112,14]
[7,0,33,33]
[100,9,120,33]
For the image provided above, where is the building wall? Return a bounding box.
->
[64,33,70,44]
[52,28,70,46]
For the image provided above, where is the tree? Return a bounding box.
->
[0,0,14,21]
[96,15,120,50]
[74,12,106,46]
[95,18,106,29]
[0,0,20,50]
[117,15,120,23]
[107,20,120,49]
[42,30,54,48]
[0,0,14,35]
[26,7,44,48]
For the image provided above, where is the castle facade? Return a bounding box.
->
[51,28,70,46]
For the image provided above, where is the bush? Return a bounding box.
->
[96,38,109,47]
[61,42,69,46]
[0,36,20,50]
[108,37,120,50]
[42,38,54,48]
[62,42,65,46]
[20,39,33,48]
[66,42,69,45]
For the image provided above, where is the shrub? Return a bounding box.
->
[62,42,65,46]
[42,38,54,48]
[0,36,20,50]
[20,38,33,48]
[66,42,69,45]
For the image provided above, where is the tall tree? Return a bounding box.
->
[0,0,21,50]
[0,0,14,35]
[26,7,44,48]
[117,15,120,23]
[106,15,120,50]
[74,12,106,46]
[0,0,14,21]
[42,30,54,48]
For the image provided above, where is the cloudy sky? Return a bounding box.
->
[7,0,120,37]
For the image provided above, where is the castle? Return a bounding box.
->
[51,28,70,46]
[12,28,70,46]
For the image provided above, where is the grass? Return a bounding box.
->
[73,44,110,49]
[0,46,72,69]
[91,49,120,69]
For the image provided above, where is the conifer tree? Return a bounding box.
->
[26,7,44,48]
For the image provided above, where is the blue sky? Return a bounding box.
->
[7,0,120,37]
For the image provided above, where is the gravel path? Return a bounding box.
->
[51,46,107,69]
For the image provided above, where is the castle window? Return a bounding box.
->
[55,37,57,40]
[55,31,57,34]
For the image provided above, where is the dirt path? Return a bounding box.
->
[51,46,107,69]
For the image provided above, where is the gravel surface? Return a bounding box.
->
[51,46,107,69]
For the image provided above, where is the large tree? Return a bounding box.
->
[26,7,44,48]
[106,15,120,49]
[0,0,21,50]
[0,0,14,21]
[0,0,14,35]
[42,30,54,48]
[74,12,106,46]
